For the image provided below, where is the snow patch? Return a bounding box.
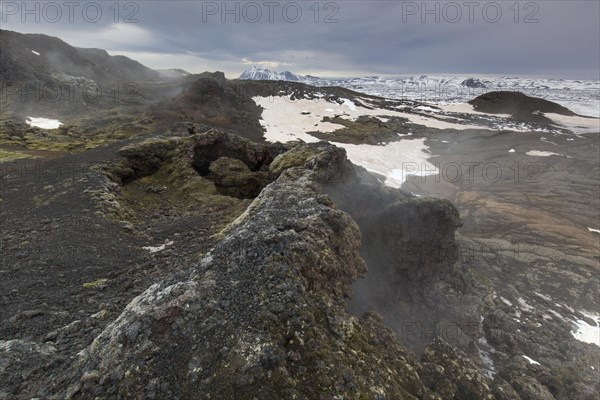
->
[557,303,576,313]
[478,336,496,379]
[587,227,600,234]
[500,297,513,307]
[533,292,552,302]
[254,95,444,189]
[332,138,439,188]
[571,311,600,347]
[256,95,492,135]
[143,239,174,253]
[436,102,511,118]
[253,96,345,143]
[547,309,566,321]
[415,105,441,113]
[26,117,63,129]
[543,113,600,134]
[517,297,534,312]
[526,150,563,157]
[523,355,540,365]
[540,137,558,146]
[31,50,40,56]
[341,98,357,111]
[508,149,516,153]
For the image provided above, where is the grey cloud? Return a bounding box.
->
[2,0,598,79]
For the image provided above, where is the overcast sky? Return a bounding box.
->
[2,1,599,79]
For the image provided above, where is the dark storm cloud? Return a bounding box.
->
[1,0,599,79]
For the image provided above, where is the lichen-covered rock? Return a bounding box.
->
[507,376,556,400]
[208,157,271,199]
[269,145,321,176]
[0,340,58,398]
[108,130,287,186]
[40,134,509,400]
[116,137,184,183]
[46,142,438,399]
[7,130,574,400]
[492,378,522,400]
[189,129,288,176]
[420,339,495,399]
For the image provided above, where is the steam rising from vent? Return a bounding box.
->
[320,166,483,355]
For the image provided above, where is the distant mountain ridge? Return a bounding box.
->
[238,67,598,93]
[312,74,599,117]
[238,66,319,82]
[0,29,163,86]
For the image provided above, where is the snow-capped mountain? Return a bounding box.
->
[238,68,599,116]
[239,66,318,82]
[312,75,600,117]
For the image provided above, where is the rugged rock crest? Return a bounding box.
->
[40,132,498,400]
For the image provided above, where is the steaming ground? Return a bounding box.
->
[407,128,599,366]
[255,93,600,383]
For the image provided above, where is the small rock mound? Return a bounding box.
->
[207,157,269,199]
[469,91,576,124]
[171,73,266,139]
[461,78,493,89]
[106,130,288,202]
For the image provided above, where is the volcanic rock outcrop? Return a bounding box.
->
[37,132,499,400]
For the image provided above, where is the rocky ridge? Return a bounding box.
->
[3,130,509,399]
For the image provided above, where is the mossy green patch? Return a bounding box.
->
[107,138,251,235]
[83,279,108,288]
[308,115,417,145]
[0,149,37,162]
[0,107,157,156]
[269,146,320,176]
